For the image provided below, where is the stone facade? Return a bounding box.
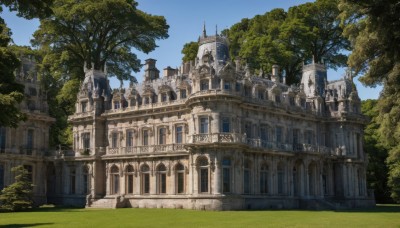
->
[0,57,55,205]
[0,30,375,210]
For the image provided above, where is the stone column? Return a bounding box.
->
[214,158,221,195]
[211,113,219,134]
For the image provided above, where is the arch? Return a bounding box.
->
[110,165,119,195]
[196,156,209,167]
[156,163,167,194]
[125,164,135,194]
[197,156,209,193]
[140,164,150,194]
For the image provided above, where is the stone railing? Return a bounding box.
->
[106,144,187,155]
[188,133,246,144]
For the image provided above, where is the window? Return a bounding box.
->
[235,83,241,92]
[110,166,119,195]
[126,130,134,147]
[126,165,134,194]
[81,102,87,112]
[245,123,252,138]
[0,164,4,190]
[180,90,187,99]
[176,126,183,144]
[114,101,120,109]
[82,166,89,195]
[222,158,231,193]
[198,157,209,193]
[258,89,264,100]
[29,87,37,96]
[200,117,209,134]
[276,126,282,143]
[244,85,251,97]
[243,160,251,194]
[277,163,284,194]
[260,165,269,194]
[144,97,150,104]
[70,169,76,194]
[300,98,306,108]
[221,117,230,133]
[289,96,295,106]
[305,130,313,144]
[82,133,90,151]
[159,128,166,145]
[293,129,300,150]
[176,163,185,194]
[0,127,6,152]
[260,126,268,147]
[200,80,209,91]
[224,81,231,90]
[111,132,118,148]
[143,130,149,146]
[275,94,281,103]
[157,164,167,194]
[161,93,167,102]
[27,129,34,155]
[141,165,150,194]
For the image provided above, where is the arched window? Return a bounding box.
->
[82,166,89,195]
[175,163,185,194]
[277,162,284,195]
[70,168,76,194]
[197,157,209,193]
[126,165,134,194]
[200,80,209,91]
[260,164,269,194]
[308,162,317,196]
[222,158,231,193]
[157,164,167,194]
[110,165,119,195]
[243,160,251,194]
[141,164,150,194]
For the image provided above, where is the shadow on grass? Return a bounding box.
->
[336,204,400,213]
[0,223,54,227]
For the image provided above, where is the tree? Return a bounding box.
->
[361,99,392,203]
[0,0,53,19]
[224,0,349,85]
[0,18,26,128]
[181,41,199,62]
[340,0,400,202]
[32,0,169,146]
[0,165,34,211]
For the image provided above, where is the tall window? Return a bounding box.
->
[222,158,231,193]
[82,166,89,195]
[70,169,76,194]
[110,166,119,195]
[159,128,166,145]
[141,164,150,194]
[260,126,268,147]
[198,157,209,193]
[143,130,149,146]
[221,117,230,133]
[260,164,269,194]
[126,130,134,147]
[243,160,251,194]
[276,126,283,143]
[0,127,6,152]
[244,85,251,97]
[157,164,167,194]
[200,117,209,134]
[258,89,264,100]
[114,101,120,109]
[224,81,231,90]
[27,129,34,155]
[176,163,185,194]
[111,132,118,148]
[200,80,209,91]
[176,126,183,144]
[275,94,281,103]
[245,123,252,138]
[0,164,4,190]
[305,130,313,144]
[81,102,87,112]
[180,90,187,99]
[126,165,134,194]
[82,133,90,151]
[277,163,284,194]
[235,83,241,92]
[161,93,167,102]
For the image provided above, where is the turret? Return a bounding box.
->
[300,61,327,98]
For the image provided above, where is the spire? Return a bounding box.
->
[215,24,218,36]
[202,21,207,38]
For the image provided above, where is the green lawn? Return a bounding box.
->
[0,205,399,228]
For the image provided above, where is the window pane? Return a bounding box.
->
[128,175,134,194]
[176,126,183,143]
[177,172,184,193]
[200,118,208,134]
[223,167,230,193]
[143,130,149,145]
[244,170,250,194]
[143,173,150,194]
[200,168,208,192]
[222,118,230,133]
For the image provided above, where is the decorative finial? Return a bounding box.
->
[216,24,218,36]
[203,21,207,38]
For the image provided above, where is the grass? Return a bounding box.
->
[0,205,399,228]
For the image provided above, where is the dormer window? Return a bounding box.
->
[161,93,167,102]
[244,86,251,97]
[144,97,150,104]
[200,80,209,91]
[224,81,231,90]
[81,102,87,112]
[114,101,120,109]
[180,90,187,99]
[275,94,281,103]
[289,97,295,106]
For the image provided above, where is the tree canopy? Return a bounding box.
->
[181,41,199,62]
[340,0,400,202]
[202,0,349,85]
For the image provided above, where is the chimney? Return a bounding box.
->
[144,59,159,81]
[271,65,280,83]
[163,66,177,77]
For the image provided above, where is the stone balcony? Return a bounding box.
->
[106,144,187,156]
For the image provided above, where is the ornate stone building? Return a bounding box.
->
[0,57,55,205]
[0,29,375,210]
[57,30,375,210]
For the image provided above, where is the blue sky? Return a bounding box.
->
[2,0,381,100]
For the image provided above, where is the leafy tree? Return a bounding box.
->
[0,19,26,127]
[181,41,199,62]
[0,165,34,211]
[0,0,53,19]
[361,99,392,203]
[31,0,169,146]
[340,0,400,202]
